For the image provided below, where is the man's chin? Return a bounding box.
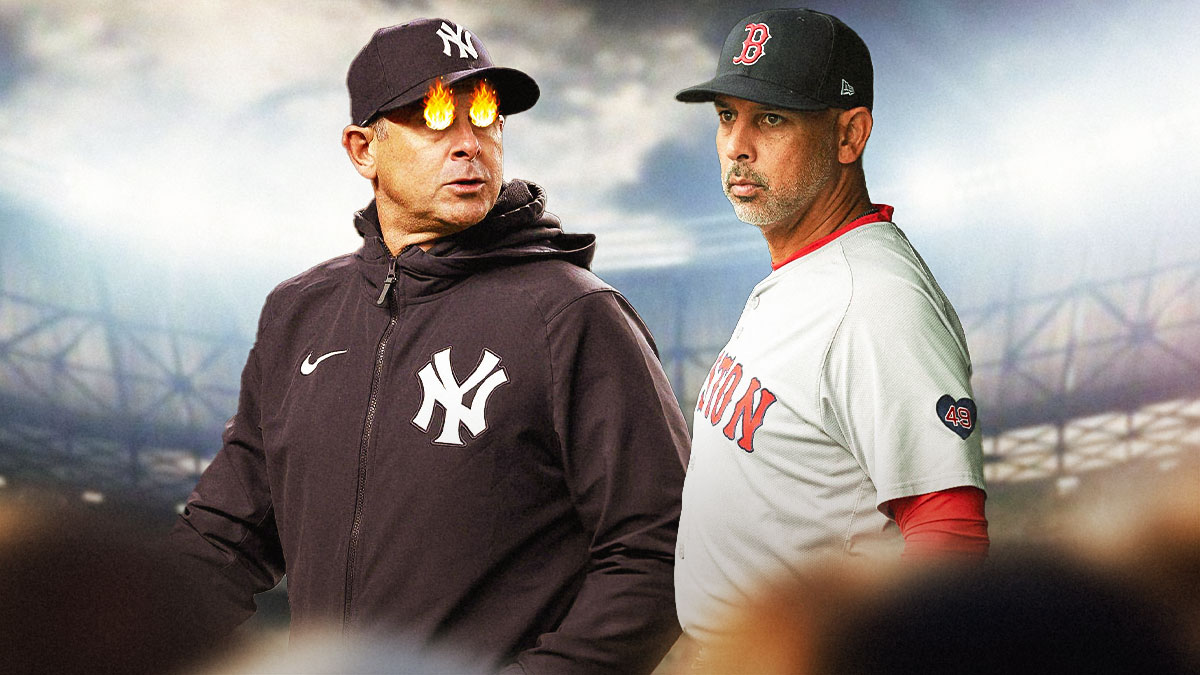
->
[437,204,494,233]
[437,192,498,223]
[728,199,767,225]
[736,210,794,232]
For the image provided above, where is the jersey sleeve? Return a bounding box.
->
[888,486,990,558]
[819,238,986,509]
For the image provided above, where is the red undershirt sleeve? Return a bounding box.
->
[886,486,989,559]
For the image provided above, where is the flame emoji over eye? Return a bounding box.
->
[469,80,499,128]
[423,78,454,130]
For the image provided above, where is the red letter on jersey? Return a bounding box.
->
[709,363,744,425]
[703,354,735,418]
[722,377,776,452]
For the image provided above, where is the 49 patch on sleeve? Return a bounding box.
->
[937,395,977,439]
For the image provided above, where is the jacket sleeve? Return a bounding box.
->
[509,289,690,674]
[167,318,286,634]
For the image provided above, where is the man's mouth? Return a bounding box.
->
[446,177,486,192]
[726,163,766,198]
[727,180,763,197]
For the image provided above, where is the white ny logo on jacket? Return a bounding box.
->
[413,347,508,445]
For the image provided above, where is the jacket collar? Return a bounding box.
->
[351,179,596,301]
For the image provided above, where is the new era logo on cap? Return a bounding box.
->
[841,79,855,96]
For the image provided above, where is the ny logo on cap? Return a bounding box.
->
[436,21,478,59]
[732,22,771,65]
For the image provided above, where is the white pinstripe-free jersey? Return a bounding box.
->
[674,214,986,642]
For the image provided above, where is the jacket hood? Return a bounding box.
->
[353,180,595,290]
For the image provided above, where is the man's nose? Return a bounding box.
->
[721,119,755,163]
[448,113,482,160]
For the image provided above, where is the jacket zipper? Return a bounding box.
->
[344,257,399,631]
[376,262,397,307]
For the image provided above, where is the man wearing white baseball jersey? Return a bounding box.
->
[672,8,989,644]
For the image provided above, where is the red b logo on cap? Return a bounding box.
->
[732,22,771,65]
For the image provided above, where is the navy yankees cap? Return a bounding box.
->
[676,8,873,111]
[348,18,540,126]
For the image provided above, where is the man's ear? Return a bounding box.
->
[342,124,377,180]
[836,107,873,165]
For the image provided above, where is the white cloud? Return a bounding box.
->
[0,0,722,281]
[501,26,718,240]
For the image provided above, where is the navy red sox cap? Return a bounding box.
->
[348,18,540,126]
[676,8,873,111]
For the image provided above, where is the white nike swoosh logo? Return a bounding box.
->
[300,349,347,375]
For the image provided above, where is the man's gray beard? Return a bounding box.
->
[729,188,816,227]
[725,142,836,229]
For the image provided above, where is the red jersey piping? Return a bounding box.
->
[771,204,895,271]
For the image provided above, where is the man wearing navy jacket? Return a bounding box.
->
[171,18,689,674]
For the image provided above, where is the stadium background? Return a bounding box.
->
[1,0,1197,644]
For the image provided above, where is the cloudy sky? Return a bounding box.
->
[1,0,1198,334]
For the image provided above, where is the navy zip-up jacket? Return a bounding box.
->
[170,180,690,673]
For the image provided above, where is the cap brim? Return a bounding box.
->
[675,73,828,111]
[372,66,540,123]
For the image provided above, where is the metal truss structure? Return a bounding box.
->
[965,262,1200,485]
[984,397,1200,484]
[1,260,1197,513]
[610,260,1200,492]
[0,288,244,508]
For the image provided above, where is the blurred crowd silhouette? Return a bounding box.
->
[670,475,1199,674]
[1,472,1196,674]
